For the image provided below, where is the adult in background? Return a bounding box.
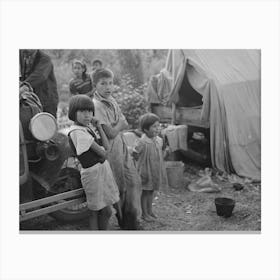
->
[69,59,93,97]
[20,49,59,118]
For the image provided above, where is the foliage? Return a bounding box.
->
[45,49,167,127]
[45,49,167,93]
[117,50,144,86]
[112,74,148,128]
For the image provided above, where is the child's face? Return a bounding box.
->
[92,62,101,71]
[96,77,113,99]
[144,121,160,138]
[73,63,84,78]
[76,110,93,126]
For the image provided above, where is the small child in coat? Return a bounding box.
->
[133,113,168,222]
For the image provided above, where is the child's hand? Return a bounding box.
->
[132,149,139,161]
[163,146,171,159]
[91,117,100,127]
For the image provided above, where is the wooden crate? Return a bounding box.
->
[150,104,209,128]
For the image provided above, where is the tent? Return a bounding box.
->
[147,49,261,181]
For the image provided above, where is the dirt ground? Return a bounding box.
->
[20,161,261,232]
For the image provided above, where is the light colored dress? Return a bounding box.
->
[134,134,168,191]
[69,124,119,211]
[93,93,142,219]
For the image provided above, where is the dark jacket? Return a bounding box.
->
[20,50,58,117]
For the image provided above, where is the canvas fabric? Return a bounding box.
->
[147,49,261,180]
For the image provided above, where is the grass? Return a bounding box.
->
[140,163,261,232]
[20,162,261,232]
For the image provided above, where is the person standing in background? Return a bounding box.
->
[91,59,103,74]
[132,113,168,222]
[20,49,59,118]
[69,59,93,97]
[90,59,103,92]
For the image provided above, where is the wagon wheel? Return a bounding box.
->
[49,158,90,222]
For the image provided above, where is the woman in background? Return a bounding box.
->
[69,59,93,97]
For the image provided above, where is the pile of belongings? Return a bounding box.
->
[161,124,188,152]
[187,168,221,193]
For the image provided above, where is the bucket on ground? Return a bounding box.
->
[165,161,185,188]
[214,197,235,218]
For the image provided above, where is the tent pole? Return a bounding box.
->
[171,103,176,125]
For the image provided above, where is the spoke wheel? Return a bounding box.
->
[49,162,90,222]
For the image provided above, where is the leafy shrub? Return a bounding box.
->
[57,74,149,129]
[112,74,148,128]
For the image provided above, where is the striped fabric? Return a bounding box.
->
[69,73,93,95]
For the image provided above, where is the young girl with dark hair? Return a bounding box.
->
[68,94,119,230]
[133,113,168,222]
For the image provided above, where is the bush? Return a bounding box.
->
[56,73,149,129]
[112,74,148,129]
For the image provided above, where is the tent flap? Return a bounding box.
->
[147,49,261,180]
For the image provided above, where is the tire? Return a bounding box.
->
[50,206,90,222]
[49,167,90,222]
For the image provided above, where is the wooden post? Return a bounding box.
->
[171,103,176,125]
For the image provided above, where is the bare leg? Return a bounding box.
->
[122,196,139,230]
[113,200,123,228]
[89,210,99,230]
[141,191,153,222]
[147,191,157,218]
[98,206,112,230]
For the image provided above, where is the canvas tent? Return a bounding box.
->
[147,49,261,181]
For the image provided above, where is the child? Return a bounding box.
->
[91,59,103,73]
[69,59,93,97]
[92,68,142,230]
[133,113,168,222]
[68,95,119,230]
[90,59,103,94]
